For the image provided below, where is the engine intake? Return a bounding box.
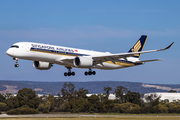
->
[73,57,93,68]
[33,61,52,70]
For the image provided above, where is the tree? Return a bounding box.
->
[0,102,8,111]
[114,102,141,113]
[125,91,141,105]
[98,94,106,103]
[39,95,48,104]
[6,97,19,109]
[65,98,88,113]
[38,101,51,112]
[51,93,65,112]
[0,94,5,103]
[144,93,161,106]
[38,94,55,112]
[103,86,112,99]
[161,99,169,104]
[47,95,55,103]
[153,103,169,113]
[75,98,88,112]
[6,107,39,115]
[87,95,101,112]
[142,93,162,113]
[102,99,114,112]
[4,93,14,100]
[77,88,89,99]
[61,82,77,101]
[16,88,40,109]
[166,100,180,113]
[114,86,128,103]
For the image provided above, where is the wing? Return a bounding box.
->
[55,57,74,66]
[92,42,174,64]
[55,42,173,66]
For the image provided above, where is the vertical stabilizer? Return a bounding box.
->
[128,35,148,58]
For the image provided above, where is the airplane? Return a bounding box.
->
[6,35,174,77]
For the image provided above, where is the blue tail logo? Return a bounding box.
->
[128,35,147,58]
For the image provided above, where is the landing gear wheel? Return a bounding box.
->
[92,71,96,75]
[64,72,67,76]
[85,72,88,76]
[68,72,71,76]
[89,71,92,75]
[72,72,75,76]
[14,64,19,67]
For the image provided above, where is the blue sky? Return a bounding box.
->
[0,0,180,84]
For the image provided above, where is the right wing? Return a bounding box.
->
[92,42,174,64]
[55,42,174,66]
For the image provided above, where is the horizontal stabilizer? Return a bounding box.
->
[134,59,163,64]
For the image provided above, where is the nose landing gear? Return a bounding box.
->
[13,58,19,67]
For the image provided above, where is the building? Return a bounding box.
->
[144,92,180,102]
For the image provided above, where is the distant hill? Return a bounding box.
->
[0,80,180,95]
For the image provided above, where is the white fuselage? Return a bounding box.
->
[6,42,137,70]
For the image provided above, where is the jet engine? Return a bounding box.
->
[33,61,52,70]
[73,56,93,68]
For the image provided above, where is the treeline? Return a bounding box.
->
[0,82,180,114]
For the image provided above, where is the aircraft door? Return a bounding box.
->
[25,44,30,52]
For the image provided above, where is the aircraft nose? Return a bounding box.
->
[6,49,13,56]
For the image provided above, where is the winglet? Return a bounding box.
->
[158,42,174,51]
[165,42,174,49]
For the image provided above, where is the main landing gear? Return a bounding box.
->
[13,58,19,67]
[64,67,75,76]
[84,68,96,76]
[64,67,96,76]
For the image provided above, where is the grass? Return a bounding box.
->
[44,112,180,116]
[1,113,180,120]
[1,116,180,120]
[99,113,180,115]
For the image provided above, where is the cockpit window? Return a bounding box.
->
[11,45,19,48]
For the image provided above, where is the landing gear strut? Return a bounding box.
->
[85,68,96,76]
[13,58,19,67]
[64,67,75,76]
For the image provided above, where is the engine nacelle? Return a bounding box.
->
[33,61,52,70]
[73,56,93,68]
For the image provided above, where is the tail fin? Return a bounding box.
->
[128,35,148,58]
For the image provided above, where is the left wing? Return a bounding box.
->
[55,57,74,66]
